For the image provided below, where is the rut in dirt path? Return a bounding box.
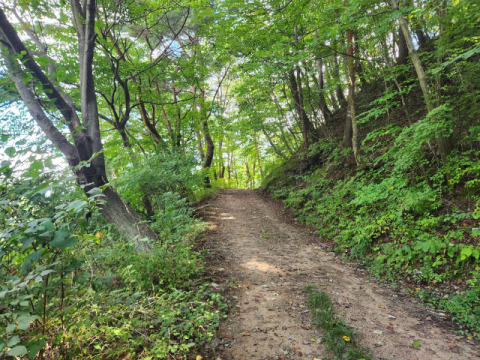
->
[202,189,478,360]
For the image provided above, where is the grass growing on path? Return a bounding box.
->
[305,285,371,360]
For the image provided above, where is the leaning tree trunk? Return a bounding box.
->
[391,0,452,163]
[0,5,156,251]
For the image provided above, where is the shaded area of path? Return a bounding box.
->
[201,189,478,360]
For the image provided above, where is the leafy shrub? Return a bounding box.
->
[0,174,224,358]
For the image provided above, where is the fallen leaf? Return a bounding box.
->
[242,333,250,336]
[426,316,432,321]
[378,304,383,307]
[343,336,351,342]
[373,330,383,335]
[196,356,203,360]
[387,326,394,331]
[225,335,233,338]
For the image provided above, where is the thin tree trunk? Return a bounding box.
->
[314,46,332,122]
[171,73,182,147]
[397,26,409,66]
[392,0,452,162]
[262,128,287,160]
[333,47,346,108]
[196,130,205,162]
[343,29,361,165]
[218,137,224,178]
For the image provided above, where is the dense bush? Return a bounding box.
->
[0,165,224,359]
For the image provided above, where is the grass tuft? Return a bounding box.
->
[305,285,371,360]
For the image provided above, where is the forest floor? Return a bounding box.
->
[199,189,479,360]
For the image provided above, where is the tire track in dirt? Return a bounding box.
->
[202,189,478,360]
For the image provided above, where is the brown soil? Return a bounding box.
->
[200,189,479,360]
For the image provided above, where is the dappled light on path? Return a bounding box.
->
[242,259,280,273]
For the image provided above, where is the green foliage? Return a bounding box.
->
[267,117,480,334]
[0,169,224,358]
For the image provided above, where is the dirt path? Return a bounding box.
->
[201,189,478,360]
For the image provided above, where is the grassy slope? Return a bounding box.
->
[262,78,480,338]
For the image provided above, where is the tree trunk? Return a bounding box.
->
[392,0,452,162]
[0,6,156,250]
[289,70,311,148]
[315,51,332,122]
[397,26,409,66]
[344,29,361,165]
[171,74,182,147]
[218,137,224,178]
[196,130,205,161]
[101,187,155,251]
[333,50,346,108]
[202,119,215,186]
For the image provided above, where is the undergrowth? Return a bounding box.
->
[0,153,225,359]
[265,110,480,338]
[305,285,371,360]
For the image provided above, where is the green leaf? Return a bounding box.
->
[49,236,77,249]
[473,228,480,236]
[412,341,420,347]
[27,339,46,359]
[87,187,102,195]
[5,147,16,157]
[21,259,33,274]
[391,9,402,19]
[53,229,71,242]
[7,345,28,356]
[460,246,473,261]
[27,249,43,262]
[472,249,480,260]
[6,323,15,333]
[42,220,55,231]
[7,336,21,347]
[18,315,39,330]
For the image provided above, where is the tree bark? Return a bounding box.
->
[218,137,224,178]
[397,26,409,66]
[344,29,361,165]
[196,130,205,161]
[333,50,346,108]
[289,70,311,148]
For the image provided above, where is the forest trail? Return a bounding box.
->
[202,189,478,360]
